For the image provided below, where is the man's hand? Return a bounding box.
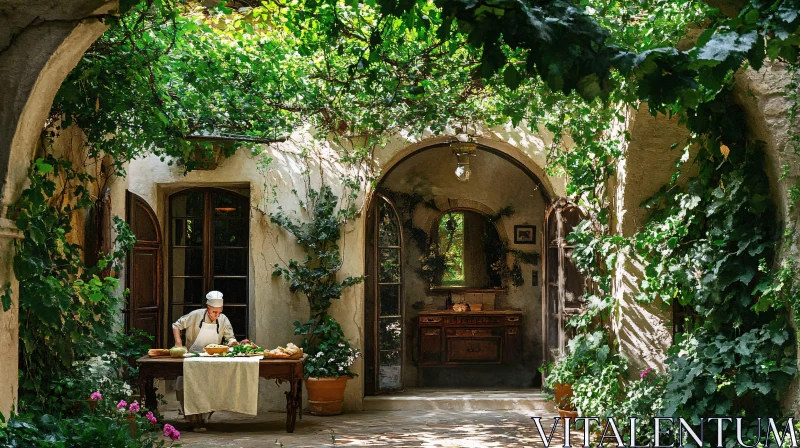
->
[172,327,183,348]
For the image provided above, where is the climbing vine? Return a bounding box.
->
[269,185,364,377]
[9,157,136,413]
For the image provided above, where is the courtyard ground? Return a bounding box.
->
[163,409,562,447]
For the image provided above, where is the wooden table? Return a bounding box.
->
[137,356,304,432]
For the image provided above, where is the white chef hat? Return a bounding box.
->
[206,290,224,307]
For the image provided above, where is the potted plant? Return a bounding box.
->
[544,354,578,416]
[271,186,364,416]
[299,314,360,415]
[544,331,617,416]
[538,362,554,394]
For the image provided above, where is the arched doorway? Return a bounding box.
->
[0,4,114,415]
[364,142,561,391]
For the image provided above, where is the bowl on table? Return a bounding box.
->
[204,345,229,355]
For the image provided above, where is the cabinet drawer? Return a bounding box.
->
[420,316,442,324]
[445,316,504,325]
[446,328,495,337]
[446,338,502,363]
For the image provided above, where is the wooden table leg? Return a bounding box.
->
[140,372,158,411]
[284,376,301,433]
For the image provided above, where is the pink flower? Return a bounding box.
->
[128,401,140,413]
[146,411,157,424]
[640,367,654,379]
[116,400,127,410]
[90,391,102,401]
[163,423,180,441]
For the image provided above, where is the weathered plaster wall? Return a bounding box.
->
[120,149,327,412]
[381,146,548,387]
[612,105,696,374]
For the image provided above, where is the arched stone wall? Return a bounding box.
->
[732,62,800,413]
[0,1,113,415]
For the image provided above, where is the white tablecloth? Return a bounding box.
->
[183,356,262,415]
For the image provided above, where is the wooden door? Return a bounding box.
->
[126,191,163,348]
[543,200,586,363]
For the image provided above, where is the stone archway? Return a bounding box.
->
[732,63,800,413]
[378,136,561,202]
[366,139,557,389]
[0,0,114,415]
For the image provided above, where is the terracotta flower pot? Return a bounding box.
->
[557,407,579,429]
[305,376,350,416]
[85,399,98,414]
[553,383,574,411]
[557,407,578,419]
[122,414,137,437]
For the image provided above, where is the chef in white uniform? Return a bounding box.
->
[172,291,239,431]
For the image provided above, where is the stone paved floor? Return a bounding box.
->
[164,409,563,447]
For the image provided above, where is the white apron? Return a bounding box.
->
[175,320,221,390]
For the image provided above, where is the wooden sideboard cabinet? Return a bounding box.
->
[418,310,523,384]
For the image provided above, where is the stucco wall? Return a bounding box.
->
[120,149,330,411]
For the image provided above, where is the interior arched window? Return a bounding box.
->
[432,210,501,288]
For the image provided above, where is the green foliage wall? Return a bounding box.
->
[9,158,136,412]
[634,95,797,423]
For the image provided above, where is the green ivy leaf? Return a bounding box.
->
[696,31,758,64]
[503,65,520,90]
[36,163,54,175]
[1,284,11,312]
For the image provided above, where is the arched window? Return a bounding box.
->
[168,188,250,342]
[431,210,501,288]
[365,194,404,394]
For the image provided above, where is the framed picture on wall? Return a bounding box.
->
[514,225,536,244]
